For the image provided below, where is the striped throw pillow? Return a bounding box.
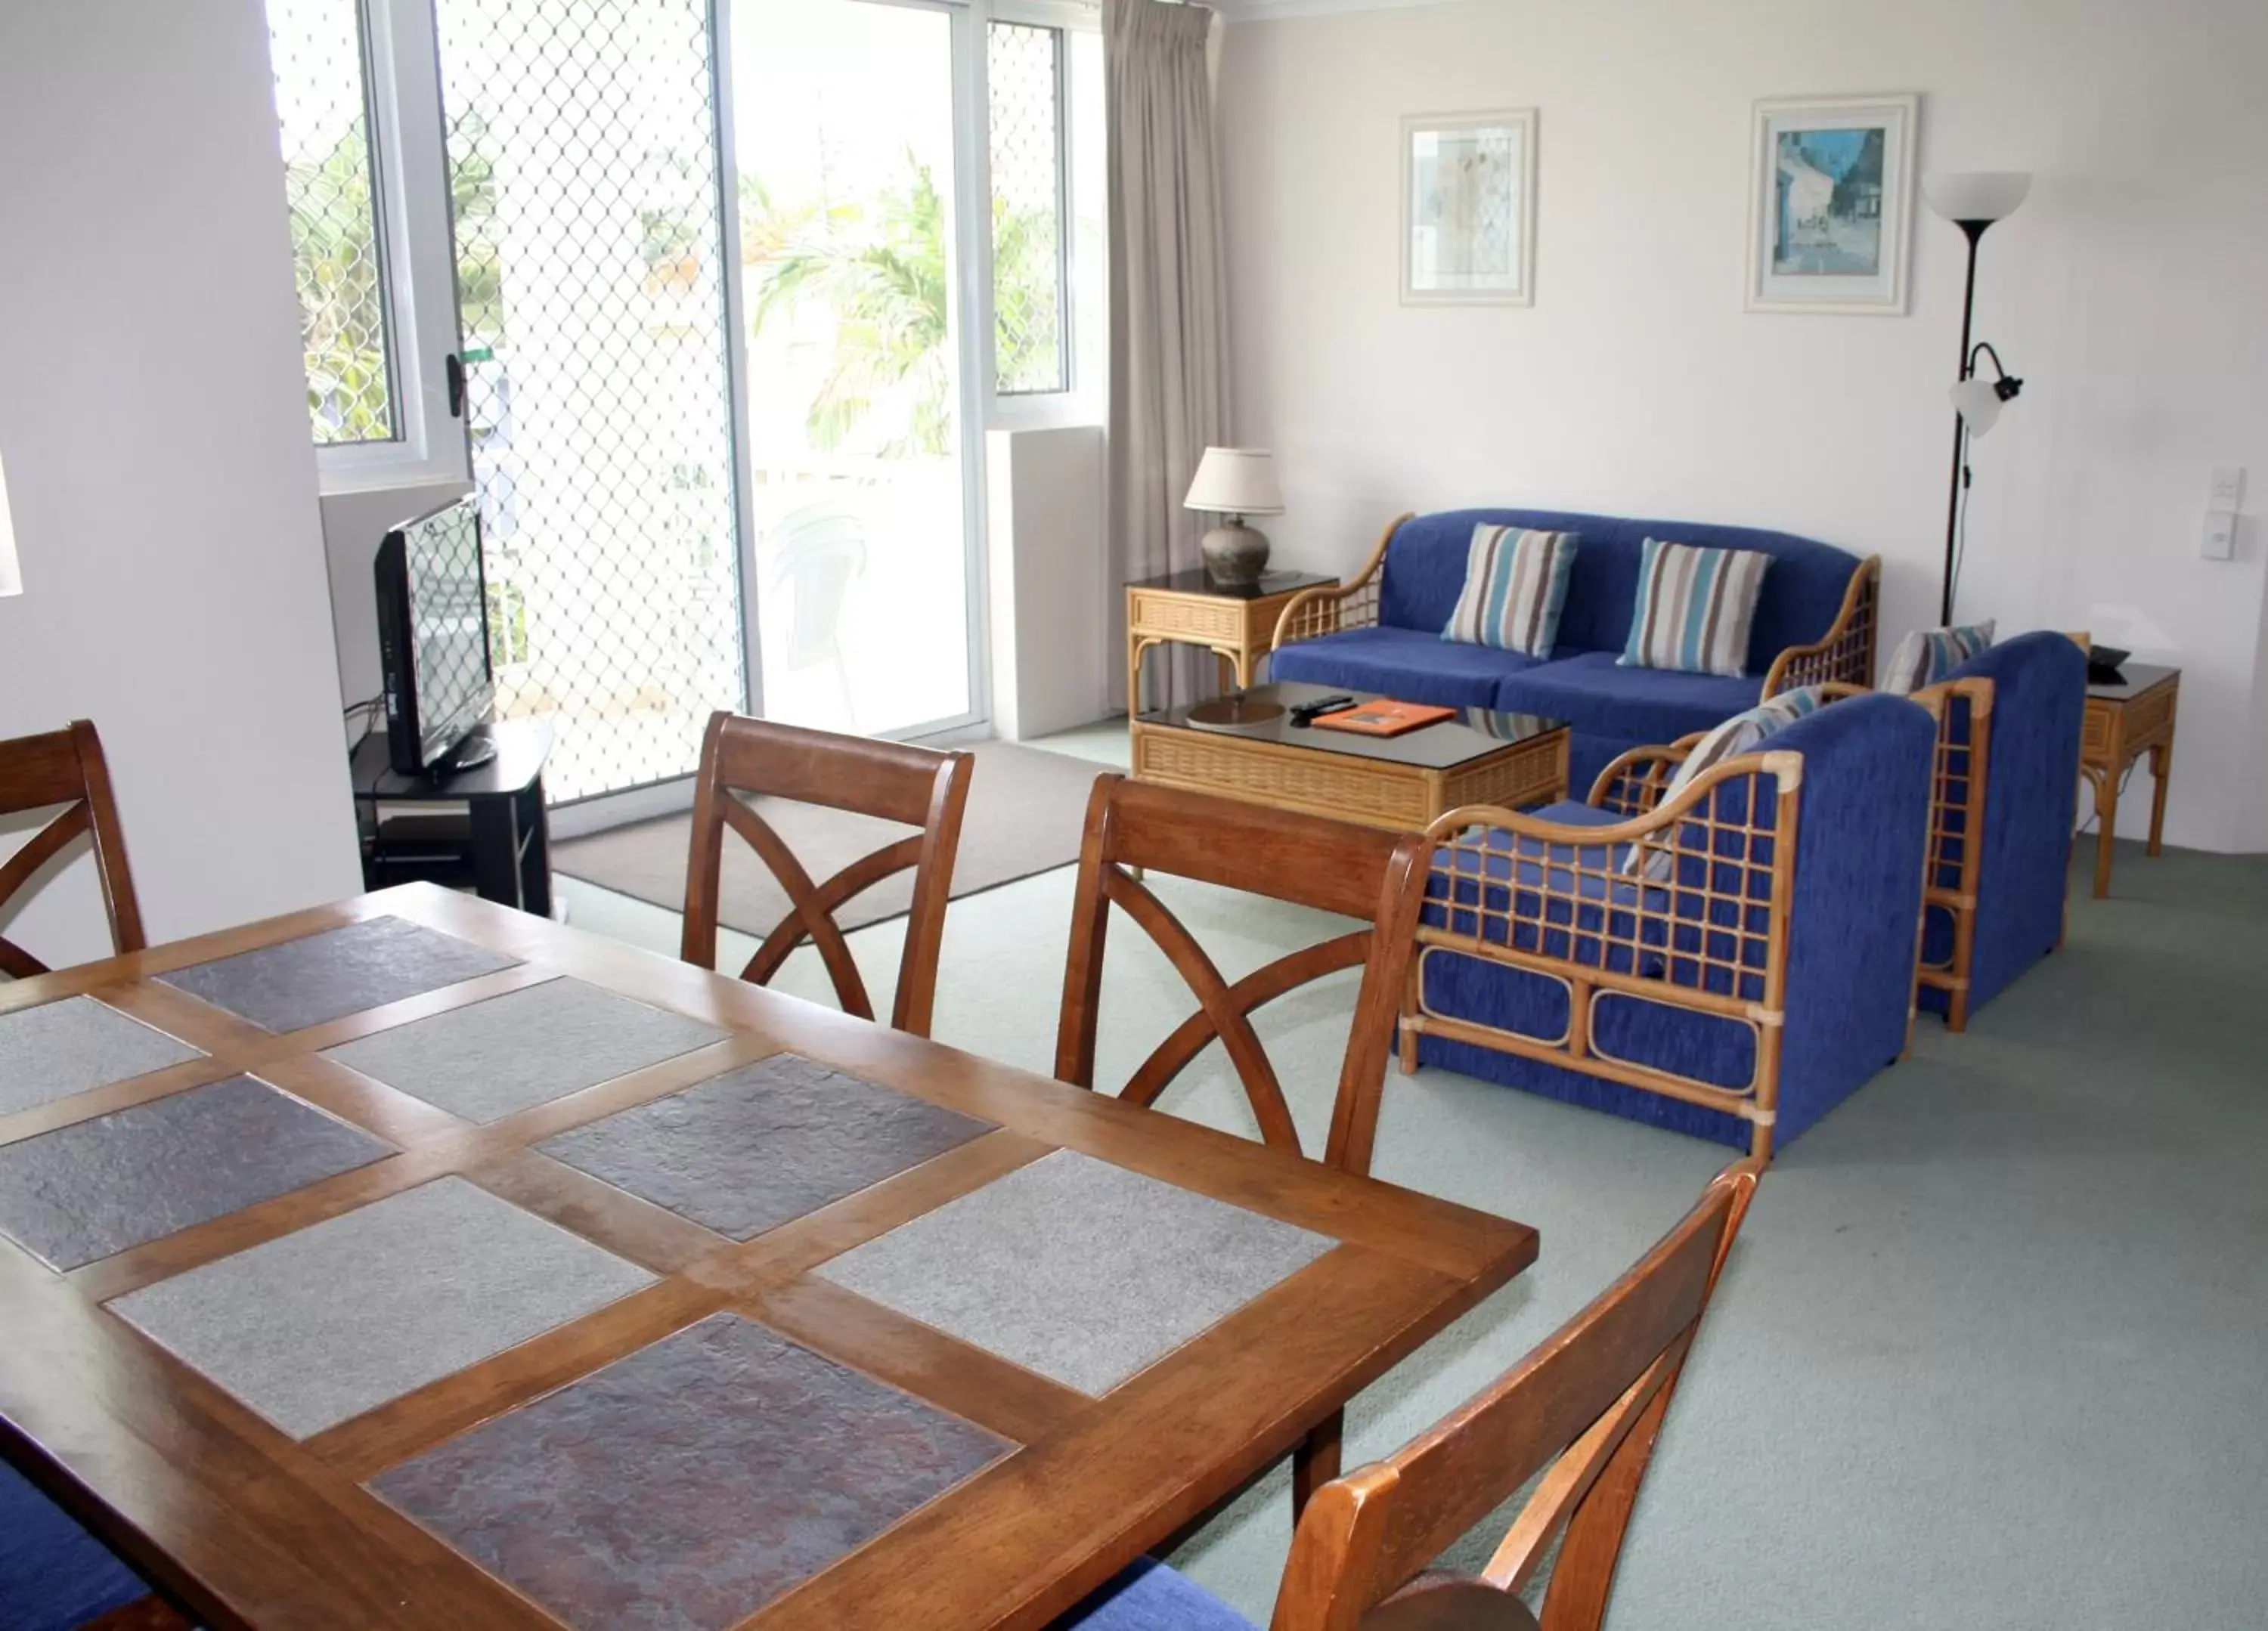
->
[1619,538,1771,678]
[1628,686,1827,879]
[1882,620,1996,695]
[1442,525,1579,657]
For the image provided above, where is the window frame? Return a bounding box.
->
[979,0,1103,429]
[287,0,470,495]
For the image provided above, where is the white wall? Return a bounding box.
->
[0,0,364,968]
[1216,0,2268,851]
[987,427,1111,741]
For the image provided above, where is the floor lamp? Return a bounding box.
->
[1923,171,2031,624]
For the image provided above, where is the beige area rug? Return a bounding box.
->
[552,740,1110,939]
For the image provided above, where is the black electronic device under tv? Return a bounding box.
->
[375,497,496,776]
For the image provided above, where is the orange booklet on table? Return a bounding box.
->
[1310,698,1457,737]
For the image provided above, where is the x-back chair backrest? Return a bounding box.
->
[1272,1160,1761,1631]
[680,712,973,1038]
[1054,774,1430,1177]
[0,720,146,979]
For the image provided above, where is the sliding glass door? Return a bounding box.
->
[423,0,991,809]
[435,0,747,806]
[727,0,979,739]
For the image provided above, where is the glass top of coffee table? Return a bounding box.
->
[1138,682,1567,772]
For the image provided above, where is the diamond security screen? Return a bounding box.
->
[436,0,747,804]
[265,0,398,444]
[987,21,1067,396]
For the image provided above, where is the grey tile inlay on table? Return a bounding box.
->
[156,915,520,1034]
[538,1053,994,1240]
[818,1149,1337,1396]
[372,1313,1013,1631]
[323,977,730,1125]
[0,1075,394,1271]
[0,995,206,1119]
[108,1176,655,1438]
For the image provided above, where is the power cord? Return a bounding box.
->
[2074,760,2139,835]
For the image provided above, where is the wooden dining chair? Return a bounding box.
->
[1055,774,1432,1181]
[680,711,973,1038]
[0,720,146,978]
[1058,1159,1760,1631]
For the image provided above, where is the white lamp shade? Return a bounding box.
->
[1950,376,2006,435]
[1184,447,1284,516]
[1923,171,2032,224]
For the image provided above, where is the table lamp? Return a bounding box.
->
[1184,447,1285,588]
[1923,170,2031,624]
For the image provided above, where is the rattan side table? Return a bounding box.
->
[2081,663,2178,898]
[1125,567,1335,710]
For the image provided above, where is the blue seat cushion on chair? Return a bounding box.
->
[1919,632,2085,1020]
[1054,1558,1259,1630]
[1426,801,1670,975]
[2,1459,156,1631]
[1493,652,1764,747]
[1267,625,1548,708]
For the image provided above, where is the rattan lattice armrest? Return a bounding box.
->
[1761,556,1881,698]
[1270,512,1412,650]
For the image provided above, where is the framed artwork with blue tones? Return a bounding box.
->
[1746,94,1917,314]
[1402,110,1537,306]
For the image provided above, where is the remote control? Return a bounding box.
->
[1288,694,1357,727]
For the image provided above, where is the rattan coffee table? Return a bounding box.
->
[1130,681,1569,831]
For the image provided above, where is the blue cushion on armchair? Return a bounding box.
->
[1493,651,1765,744]
[1923,631,2086,1020]
[1269,625,1548,707]
[2,1459,156,1631]
[1055,1558,1258,1630]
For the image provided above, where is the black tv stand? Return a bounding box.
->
[445,734,499,774]
[351,718,553,915]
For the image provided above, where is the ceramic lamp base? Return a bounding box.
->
[1201,521,1272,588]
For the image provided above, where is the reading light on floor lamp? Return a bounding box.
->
[1923,170,2030,624]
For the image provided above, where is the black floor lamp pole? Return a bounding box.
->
[1940,220,1988,626]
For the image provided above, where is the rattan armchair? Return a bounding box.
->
[1399,689,1938,1161]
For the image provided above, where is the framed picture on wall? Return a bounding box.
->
[1746,94,1918,314]
[1402,110,1537,306]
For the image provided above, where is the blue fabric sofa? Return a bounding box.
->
[1908,632,2087,1029]
[1399,692,1935,1158]
[1269,509,1880,795]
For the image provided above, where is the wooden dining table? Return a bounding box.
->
[0,884,1537,1631]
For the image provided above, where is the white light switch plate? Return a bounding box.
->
[2203,511,2237,560]
[2209,466,2246,510]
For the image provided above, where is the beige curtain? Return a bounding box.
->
[1105,0,1230,712]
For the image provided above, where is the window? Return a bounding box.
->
[987,20,1065,395]
[985,11,1105,407]
[264,0,466,492]
[267,0,395,443]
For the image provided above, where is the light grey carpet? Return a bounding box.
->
[569,826,2268,1630]
[551,739,1107,940]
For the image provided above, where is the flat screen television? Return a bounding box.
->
[376,497,496,776]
